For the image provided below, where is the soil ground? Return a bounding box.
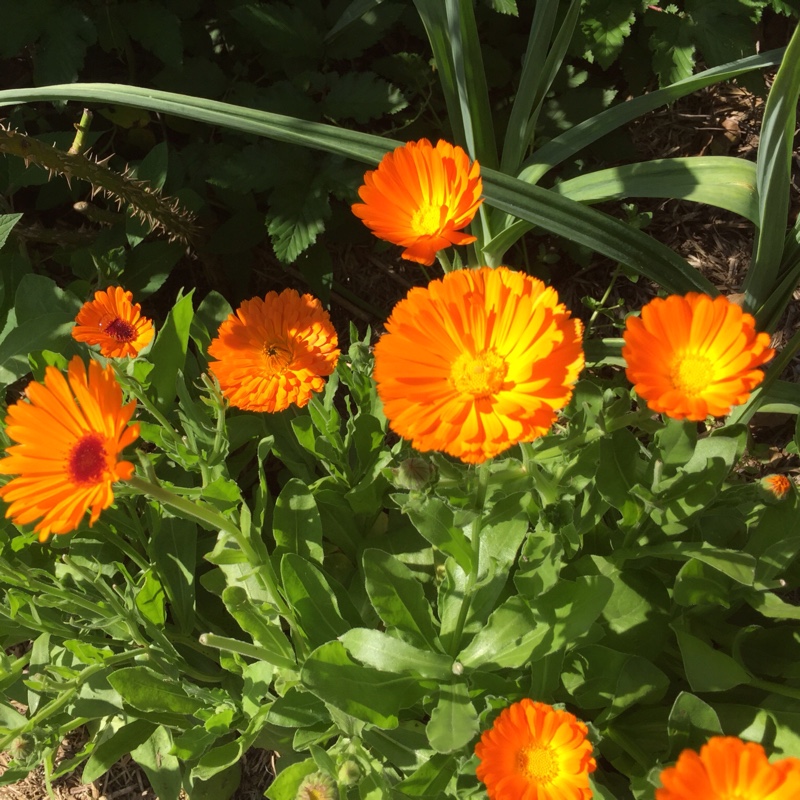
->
[2,67,799,800]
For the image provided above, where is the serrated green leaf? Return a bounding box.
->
[118,1,182,67]
[322,71,407,123]
[33,5,96,85]
[580,0,635,70]
[485,0,518,14]
[266,182,330,264]
[647,11,696,85]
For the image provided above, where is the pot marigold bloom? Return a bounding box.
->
[622,293,774,421]
[475,699,596,800]
[373,267,584,464]
[352,138,483,266]
[72,286,154,358]
[760,473,793,501]
[208,289,339,413]
[0,356,139,542]
[657,736,800,800]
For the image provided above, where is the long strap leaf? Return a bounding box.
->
[742,24,800,311]
[519,48,787,185]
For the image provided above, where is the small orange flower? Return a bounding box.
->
[208,289,340,413]
[373,267,584,464]
[760,474,793,503]
[657,736,800,800]
[72,286,154,358]
[352,138,483,266]
[0,357,139,541]
[475,699,596,800]
[622,293,774,421]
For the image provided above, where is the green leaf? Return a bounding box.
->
[267,687,330,728]
[596,429,645,528]
[562,645,669,718]
[130,726,182,800]
[280,553,349,649]
[686,0,757,67]
[150,517,196,636]
[667,692,724,756]
[395,753,457,797]
[222,585,296,670]
[425,682,479,753]
[82,719,157,783]
[340,629,453,679]
[675,630,751,692]
[580,0,636,70]
[405,497,475,573]
[554,157,759,224]
[117,1,182,67]
[33,4,95,85]
[743,24,800,309]
[107,666,203,715]
[272,479,324,564]
[321,72,407,123]
[135,570,166,626]
[647,10,696,85]
[230,2,323,60]
[457,595,543,670]
[363,548,439,649]
[148,289,194,409]
[301,641,427,728]
[266,759,318,800]
[266,181,330,264]
[0,213,22,249]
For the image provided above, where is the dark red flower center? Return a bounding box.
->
[68,433,107,485]
[103,317,136,342]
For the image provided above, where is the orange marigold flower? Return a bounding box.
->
[208,289,340,413]
[373,267,584,464]
[622,293,774,421]
[352,138,483,266]
[0,356,139,542]
[72,286,155,358]
[657,736,800,800]
[475,699,596,800]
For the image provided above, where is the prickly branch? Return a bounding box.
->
[0,125,197,244]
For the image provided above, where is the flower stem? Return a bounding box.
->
[437,249,454,273]
[126,474,290,617]
[449,462,491,657]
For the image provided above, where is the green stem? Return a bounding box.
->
[751,677,800,701]
[585,265,620,338]
[519,448,559,506]
[127,474,290,617]
[437,249,454,273]
[449,462,491,657]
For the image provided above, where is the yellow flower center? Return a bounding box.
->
[451,350,507,397]
[410,204,443,236]
[102,316,136,343]
[518,744,559,785]
[670,352,713,397]
[68,433,107,485]
[263,341,293,374]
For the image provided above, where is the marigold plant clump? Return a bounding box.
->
[208,288,340,413]
[72,286,154,358]
[351,138,483,266]
[0,356,139,541]
[656,736,800,800]
[622,293,774,421]
[373,266,584,463]
[475,699,596,800]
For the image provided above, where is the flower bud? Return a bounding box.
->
[337,760,360,786]
[391,457,437,491]
[759,474,793,504]
[296,771,337,800]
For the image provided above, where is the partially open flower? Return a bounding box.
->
[352,138,483,266]
[373,267,584,464]
[296,771,338,800]
[475,698,596,800]
[657,736,800,800]
[72,286,154,358]
[208,289,339,413]
[759,474,793,503]
[0,357,139,541]
[622,293,774,421]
